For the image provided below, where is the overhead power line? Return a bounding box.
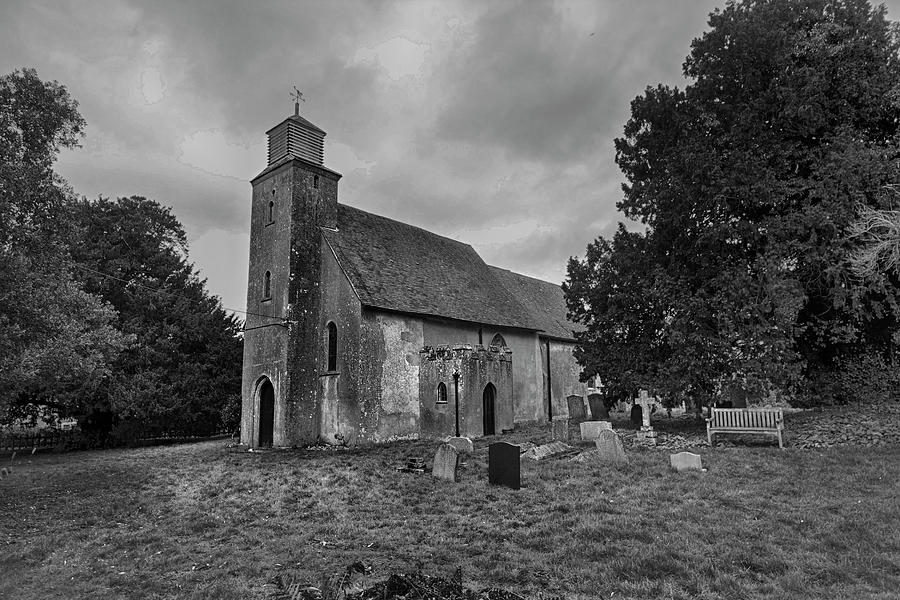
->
[68,262,292,327]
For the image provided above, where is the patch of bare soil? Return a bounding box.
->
[273,564,559,600]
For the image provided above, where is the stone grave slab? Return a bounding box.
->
[670,452,703,472]
[432,444,460,482]
[594,429,627,465]
[522,441,573,461]
[580,420,612,442]
[446,436,474,454]
[488,442,520,489]
[551,416,570,441]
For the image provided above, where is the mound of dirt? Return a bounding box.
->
[273,567,552,600]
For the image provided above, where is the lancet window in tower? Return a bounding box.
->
[263,271,271,299]
[326,322,338,371]
[436,382,448,404]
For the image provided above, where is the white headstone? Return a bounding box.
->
[670,452,703,472]
[594,430,627,465]
[580,420,612,441]
[446,436,474,454]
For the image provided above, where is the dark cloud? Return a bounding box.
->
[13,0,900,315]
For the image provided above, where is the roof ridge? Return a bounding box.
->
[487,264,563,288]
[337,204,477,251]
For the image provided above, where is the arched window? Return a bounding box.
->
[263,271,271,299]
[490,333,506,347]
[436,382,448,404]
[326,322,337,371]
[313,174,320,189]
[267,199,275,223]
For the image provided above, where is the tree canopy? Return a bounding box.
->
[1,68,242,439]
[0,68,125,419]
[565,0,900,406]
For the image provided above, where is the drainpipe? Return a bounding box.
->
[453,371,461,437]
[546,339,553,421]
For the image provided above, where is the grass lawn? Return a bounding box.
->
[1,416,898,600]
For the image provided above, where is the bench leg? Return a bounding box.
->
[777,429,783,449]
[708,429,714,447]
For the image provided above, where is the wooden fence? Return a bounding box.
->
[0,430,75,451]
[0,429,233,452]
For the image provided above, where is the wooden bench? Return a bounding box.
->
[707,408,784,448]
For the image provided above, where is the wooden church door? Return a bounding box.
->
[259,380,275,447]
[483,383,496,436]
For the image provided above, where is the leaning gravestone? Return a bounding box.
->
[446,436,474,454]
[594,429,627,466]
[580,420,612,442]
[670,452,703,473]
[432,444,460,482]
[488,442,520,489]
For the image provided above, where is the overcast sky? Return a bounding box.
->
[5,0,900,318]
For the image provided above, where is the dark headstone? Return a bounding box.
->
[488,442,520,489]
[566,395,587,421]
[630,404,643,427]
[588,394,608,420]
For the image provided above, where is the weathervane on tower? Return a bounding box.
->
[291,86,305,116]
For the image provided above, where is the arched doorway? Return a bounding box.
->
[483,383,496,436]
[258,379,275,447]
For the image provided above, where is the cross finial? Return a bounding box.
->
[291,86,305,115]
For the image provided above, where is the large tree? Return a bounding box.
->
[565,0,900,406]
[65,196,243,437]
[0,68,125,423]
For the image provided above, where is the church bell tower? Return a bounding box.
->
[240,98,342,448]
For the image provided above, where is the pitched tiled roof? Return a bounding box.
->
[487,267,579,340]
[323,204,578,339]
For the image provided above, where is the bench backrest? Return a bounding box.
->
[710,408,783,429]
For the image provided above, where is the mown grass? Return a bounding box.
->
[1,419,898,600]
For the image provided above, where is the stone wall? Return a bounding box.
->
[318,240,363,445]
[240,164,295,447]
[418,344,514,439]
[241,158,342,447]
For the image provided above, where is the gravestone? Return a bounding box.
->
[580,420,612,442]
[630,404,643,427]
[635,390,659,446]
[670,452,703,472]
[566,395,587,421]
[446,436,474,454]
[522,441,572,461]
[432,444,459,482]
[551,416,570,441]
[588,394,608,420]
[488,442,520,489]
[594,429,627,466]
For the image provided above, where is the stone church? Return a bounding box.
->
[240,108,588,447]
